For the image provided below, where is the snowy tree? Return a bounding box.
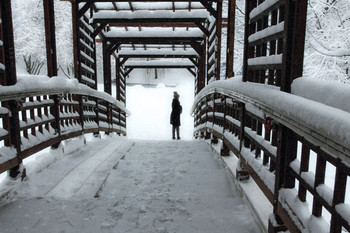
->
[304,0,350,83]
[12,0,73,76]
[12,0,46,74]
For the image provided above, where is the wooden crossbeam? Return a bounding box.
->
[76,0,220,2]
[92,17,207,25]
[125,64,195,69]
[102,37,203,44]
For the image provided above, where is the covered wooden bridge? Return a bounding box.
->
[0,0,350,233]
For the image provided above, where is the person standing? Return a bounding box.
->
[170,91,182,140]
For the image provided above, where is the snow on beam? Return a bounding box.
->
[117,48,198,56]
[90,10,210,23]
[93,2,206,11]
[124,59,195,69]
[104,27,204,38]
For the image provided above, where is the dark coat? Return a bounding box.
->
[170,99,182,126]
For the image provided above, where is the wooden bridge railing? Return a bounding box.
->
[0,77,129,178]
[192,79,350,233]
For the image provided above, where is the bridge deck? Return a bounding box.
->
[0,138,261,233]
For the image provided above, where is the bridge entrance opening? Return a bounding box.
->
[126,69,194,140]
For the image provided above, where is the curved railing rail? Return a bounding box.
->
[192,78,350,233]
[0,76,129,177]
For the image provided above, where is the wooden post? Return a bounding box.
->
[272,124,297,226]
[237,102,249,181]
[103,40,112,95]
[226,0,236,79]
[330,165,347,232]
[115,55,121,101]
[242,0,256,82]
[1,0,24,179]
[216,0,222,80]
[43,0,61,148]
[71,1,81,82]
[290,0,307,81]
[43,0,57,77]
[102,40,111,135]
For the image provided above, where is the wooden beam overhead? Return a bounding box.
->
[106,22,201,28]
[200,0,217,18]
[119,54,197,59]
[125,64,195,69]
[77,0,219,2]
[92,22,107,38]
[78,2,93,18]
[128,2,134,11]
[112,2,118,10]
[103,37,204,45]
[92,17,207,25]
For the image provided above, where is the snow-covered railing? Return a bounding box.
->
[192,78,350,233]
[0,75,129,177]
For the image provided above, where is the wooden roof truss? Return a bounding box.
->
[70,0,226,97]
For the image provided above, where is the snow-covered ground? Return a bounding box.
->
[0,136,261,233]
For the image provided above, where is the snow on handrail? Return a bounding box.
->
[0,75,130,116]
[192,77,350,164]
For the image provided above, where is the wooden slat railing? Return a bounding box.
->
[192,80,350,233]
[0,78,129,176]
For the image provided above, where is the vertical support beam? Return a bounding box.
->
[281,0,294,92]
[43,0,61,148]
[71,1,81,82]
[273,125,297,224]
[1,0,16,86]
[242,0,256,82]
[92,37,98,90]
[330,164,347,232]
[115,55,121,101]
[281,0,307,92]
[0,5,5,86]
[216,0,222,80]
[43,0,57,77]
[1,0,24,179]
[192,41,205,94]
[102,40,111,95]
[102,40,111,135]
[226,0,236,79]
[290,0,307,81]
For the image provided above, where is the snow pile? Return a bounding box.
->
[279,188,329,233]
[292,77,350,113]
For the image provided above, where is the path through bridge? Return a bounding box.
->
[0,137,261,233]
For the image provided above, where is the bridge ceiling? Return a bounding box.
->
[75,0,220,66]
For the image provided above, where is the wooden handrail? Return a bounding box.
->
[0,77,129,176]
[192,80,350,233]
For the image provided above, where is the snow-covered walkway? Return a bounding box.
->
[0,137,261,233]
